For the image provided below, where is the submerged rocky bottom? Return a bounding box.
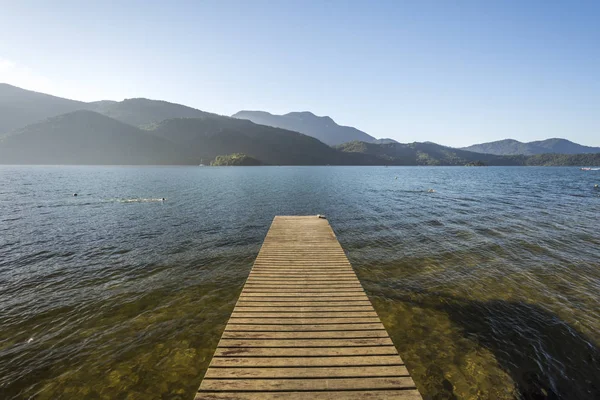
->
[362,256,600,400]
[7,254,597,400]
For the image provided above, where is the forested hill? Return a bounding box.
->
[337,141,600,166]
[0,110,186,165]
[336,141,518,165]
[462,138,600,155]
[145,116,348,166]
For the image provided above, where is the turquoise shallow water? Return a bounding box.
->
[0,166,599,399]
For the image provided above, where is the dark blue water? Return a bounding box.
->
[0,166,599,399]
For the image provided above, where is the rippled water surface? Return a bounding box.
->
[1,166,599,399]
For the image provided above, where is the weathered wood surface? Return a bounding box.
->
[196,216,422,399]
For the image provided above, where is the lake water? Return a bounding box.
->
[0,166,599,400]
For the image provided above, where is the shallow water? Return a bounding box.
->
[0,166,599,399]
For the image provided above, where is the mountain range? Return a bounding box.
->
[0,83,598,166]
[337,141,600,166]
[0,83,216,134]
[462,138,600,156]
[232,110,397,146]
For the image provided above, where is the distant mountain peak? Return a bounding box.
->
[497,138,523,143]
[236,110,273,116]
[285,111,317,117]
[232,110,378,146]
[284,112,335,124]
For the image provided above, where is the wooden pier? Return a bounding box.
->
[196,216,422,399]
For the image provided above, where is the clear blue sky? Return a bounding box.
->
[1,0,598,146]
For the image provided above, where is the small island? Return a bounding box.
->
[210,153,263,166]
[465,160,486,166]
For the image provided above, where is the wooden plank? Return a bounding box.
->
[243,286,363,289]
[241,289,364,292]
[247,275,355,278]
[246,276,358,280]
[245,279,359,283]
[253,260,351,262]
[196,216,422,399]
[248,276,360,284]
[247,276,356,279]
[218,338,394,348]
[254,259,349,261]
[252,265,352,267]
[253,261,351,264]
[237,298,371,303]
[240,291,367,296]
[241,288,364,292]
[199,377,416,391]
[196,391,423,400]
[250,274,354,276]
[246,280,357,283]
[213,346,400,357]
[235,301,372,307]
[254,257,349,260]
[205,365,410,379]
[225,323,385,331]
[251,267,353,270]
[233,306,373,312]
[237,297,370,302]
[245,278,357,282]
[250,266,352,269]
[221,330,389,339]
[209,355,405,367]
[245,282,362,289]
[226,318,382,324]
[250,270,353,274]
[230,312,378,318]
[250,269,351,272]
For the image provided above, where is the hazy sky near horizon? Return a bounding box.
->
[1,1,598,147]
